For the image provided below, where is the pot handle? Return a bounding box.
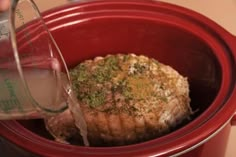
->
[232,114,236,126]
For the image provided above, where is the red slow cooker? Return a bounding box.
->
[0,1,236,157]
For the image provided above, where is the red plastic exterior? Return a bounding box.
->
[232,114,236,126]
[229,35,236,127]
[0,123,232,157]
[0,1,236,157]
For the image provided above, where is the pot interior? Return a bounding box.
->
[18,13,222,144]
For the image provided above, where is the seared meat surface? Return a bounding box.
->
[45,54,192,146]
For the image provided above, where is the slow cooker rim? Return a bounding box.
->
[0,1,235,157]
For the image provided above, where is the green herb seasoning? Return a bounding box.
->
[76,64,89,82]
[70,54,186,115]
[83,90,106,108]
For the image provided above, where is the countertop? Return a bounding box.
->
[35,1,236,156]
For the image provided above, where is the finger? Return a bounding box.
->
[0,0,10,12]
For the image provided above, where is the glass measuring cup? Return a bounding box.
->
[0,0,70,119]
